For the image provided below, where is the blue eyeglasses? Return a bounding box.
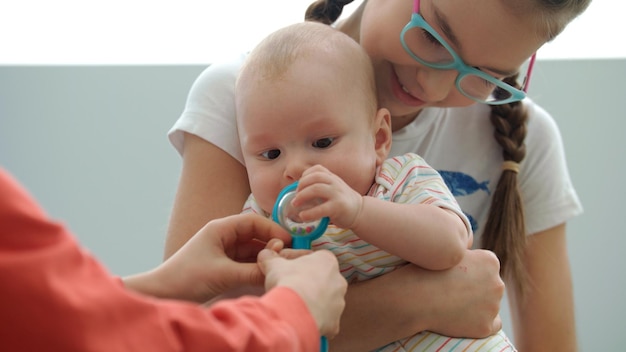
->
[400,0,536,105]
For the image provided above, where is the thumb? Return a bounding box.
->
[257,248,281,275]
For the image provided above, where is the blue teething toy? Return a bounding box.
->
[271,181,330,352]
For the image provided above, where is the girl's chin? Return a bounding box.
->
[389,72,426,108]
[380,94,424,117]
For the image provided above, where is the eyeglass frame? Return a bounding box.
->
[400,0,536,105]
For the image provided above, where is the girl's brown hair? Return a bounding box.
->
[305,0,355,24]
[483,81,529,295]
[305,0,590,295]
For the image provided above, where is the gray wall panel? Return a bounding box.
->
[1,60,624,350]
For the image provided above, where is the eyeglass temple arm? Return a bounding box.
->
[523,53,537,93]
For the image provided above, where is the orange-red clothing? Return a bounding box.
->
[0,169,318,351]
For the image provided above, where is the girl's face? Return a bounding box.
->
[359,0,544,120]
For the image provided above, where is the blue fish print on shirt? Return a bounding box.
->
[438,170,490,233]
[438,171,490,197]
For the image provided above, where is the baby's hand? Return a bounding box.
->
[292,165,363,229]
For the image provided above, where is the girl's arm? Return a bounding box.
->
[508,223,577,351]
[329,250,505,351]
[164,133,251,259]
[352,197,470,270]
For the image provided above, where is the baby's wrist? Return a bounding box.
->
[347,195,366,230]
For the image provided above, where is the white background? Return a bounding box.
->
[0,0,622,64]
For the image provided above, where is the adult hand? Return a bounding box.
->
[124,213,292,302]
[258,248,347,338]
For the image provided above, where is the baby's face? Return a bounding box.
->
[236,57,380,214]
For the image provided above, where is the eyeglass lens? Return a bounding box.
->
[402,26,526,103]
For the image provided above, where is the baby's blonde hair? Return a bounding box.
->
[237,21,378,115]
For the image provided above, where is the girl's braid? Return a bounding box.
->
[482,75,530,297]
[305,0,355,24]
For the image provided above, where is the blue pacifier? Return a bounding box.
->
[271,181,330,352]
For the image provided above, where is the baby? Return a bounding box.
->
[235,21,516,352]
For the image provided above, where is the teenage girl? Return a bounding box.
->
[165,0,590,350]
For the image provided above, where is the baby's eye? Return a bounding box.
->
[261,149,281,160]
[313,137,334,149]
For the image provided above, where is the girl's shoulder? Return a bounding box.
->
[445,99,562,140]
[191,53,248,92]
[519,99,568,157]
[168,52,250,163]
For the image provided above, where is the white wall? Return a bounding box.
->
[1,59,624,350]
[1,1,623,63]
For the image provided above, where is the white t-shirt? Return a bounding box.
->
[168,55,582,242]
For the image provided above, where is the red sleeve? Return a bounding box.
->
[0,169,319,352]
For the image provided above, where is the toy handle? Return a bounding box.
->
[292,236,328,351]
[321,336,328,352]
[291,236,312,250]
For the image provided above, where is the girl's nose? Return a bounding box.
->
[416,67,457,102]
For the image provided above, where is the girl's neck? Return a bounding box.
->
[391,110,422,132]
[335,1,366,42]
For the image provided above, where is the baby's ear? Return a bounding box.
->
[373,108,392,165]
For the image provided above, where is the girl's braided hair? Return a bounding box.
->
[305,0,355,24]
[483,76,529,295]
[305,0,591,296]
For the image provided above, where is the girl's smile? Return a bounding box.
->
[390,67,426,107]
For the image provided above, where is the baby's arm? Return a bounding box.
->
[351,197,470,270]
[295,162,471,271]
